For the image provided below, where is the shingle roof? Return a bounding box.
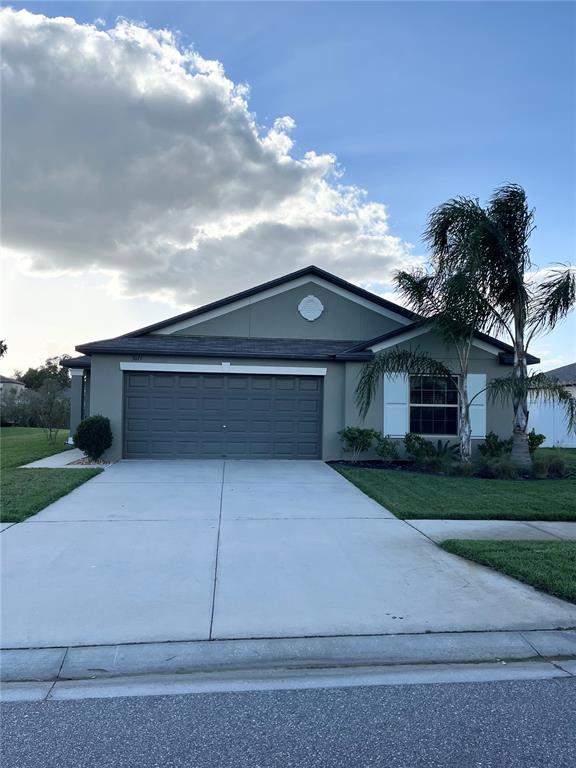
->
[0,375,24,385]
[75,335,373,361]
[121,265,418,338]
[60,355,91,369]
[545,362,576,385]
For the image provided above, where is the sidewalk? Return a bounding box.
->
[407,519,576,541]
[2,629,576,701]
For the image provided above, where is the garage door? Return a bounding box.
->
[123,372,323,459]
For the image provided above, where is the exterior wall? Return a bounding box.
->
[388,333,512,443]
[169,282,406,341]
[341,332,514,453]
[87,332,514,463]
[89,354,347,462]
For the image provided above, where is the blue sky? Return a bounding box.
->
[2,1,575,371]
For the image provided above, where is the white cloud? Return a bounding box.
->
[0,8,419,308]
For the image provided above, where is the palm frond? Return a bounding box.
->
[486,373,576,432]
[529,267,576,338]
[394,269,437,316]
[355,349,453,418]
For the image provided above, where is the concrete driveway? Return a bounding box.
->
[2,460,576,649]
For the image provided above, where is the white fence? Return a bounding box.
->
[529,390,576,448]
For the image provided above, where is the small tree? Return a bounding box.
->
[0,340,7,358]
[36,380,70,442]
[74,415,113,461]
[338,427,379,463]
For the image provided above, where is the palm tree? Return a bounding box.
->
[356,268,493,462]
[423,184,576,466]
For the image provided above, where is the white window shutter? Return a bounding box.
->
[467,374,486,438]
[383,374,409,437]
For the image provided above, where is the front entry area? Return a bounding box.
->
[123,372,323,459]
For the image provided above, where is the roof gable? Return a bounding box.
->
[123,266,416,338]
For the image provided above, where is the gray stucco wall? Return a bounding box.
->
[169,282,407,341]
[87,332,514,462]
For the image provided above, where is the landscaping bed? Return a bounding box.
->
[1,427,101,523]
[335,449,576,521]
[440,539,576,604]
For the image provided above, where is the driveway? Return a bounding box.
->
[2,460,576,648]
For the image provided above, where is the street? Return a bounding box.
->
[2,677,576,767]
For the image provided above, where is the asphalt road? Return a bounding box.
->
[2,678,576,767]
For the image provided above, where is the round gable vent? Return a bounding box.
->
[298,295,324,321]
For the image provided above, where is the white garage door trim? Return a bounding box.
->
[120,362,327,376]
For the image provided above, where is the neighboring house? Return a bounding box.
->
[529,362,576,448]
[0,375,25,397]
[62,265,537,461]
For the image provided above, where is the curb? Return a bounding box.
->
[2,629,576,684]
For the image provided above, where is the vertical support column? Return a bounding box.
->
[83,371,91,419]
[69,369,84,443]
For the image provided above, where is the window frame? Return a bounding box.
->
[408,375,460,437]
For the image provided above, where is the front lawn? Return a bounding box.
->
[335,448,576,521]
[440,540,576,604]
[1,427,101,523]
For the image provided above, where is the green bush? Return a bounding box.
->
[74,415,113,460]
[374,434,399,461]
[474,457,519,480]
[338,427,378,462]
[449,461,475,477]
[531,459,549,479]
[547,456,567,478]
[404,433,435,460]
[478,431,513,458]
[431,439,460,458]
[528,429,546,454]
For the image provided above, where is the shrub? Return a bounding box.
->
[431,439,460,458]
[338,427,378,462]
[374,434,399,461]
[531,459,549,479]
[449,461,475,477]
[474,457,519,480]
[478,431,513,458]
[547,456,567,478]
[404,433,435,460]
[416,456,446,473]
[74,415,113,460]
[528,428,546,454]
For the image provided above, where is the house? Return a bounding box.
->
[529,362,576,448]
[0,375,25,397]
[61,265,537,461]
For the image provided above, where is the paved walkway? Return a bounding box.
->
[409,519,576,542]
[2,460,576,649]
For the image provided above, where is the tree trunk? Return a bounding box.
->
[510,315,531,468]
[459,399,472,462]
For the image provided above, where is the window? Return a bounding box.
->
[409,376,459,436]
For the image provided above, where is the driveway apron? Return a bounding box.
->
[2,460,576,649]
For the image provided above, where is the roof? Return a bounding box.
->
[347,321,540,365]
[0,375,24,385]
[61,355,91,369]
[75,336,373,362]
[121,265,418,338]
[545,362,576,385]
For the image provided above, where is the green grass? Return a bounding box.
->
[1,427,101,523]
[336,448,576,521]
[440,540,576,604]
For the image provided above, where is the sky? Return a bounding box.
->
[1,1,574,375]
